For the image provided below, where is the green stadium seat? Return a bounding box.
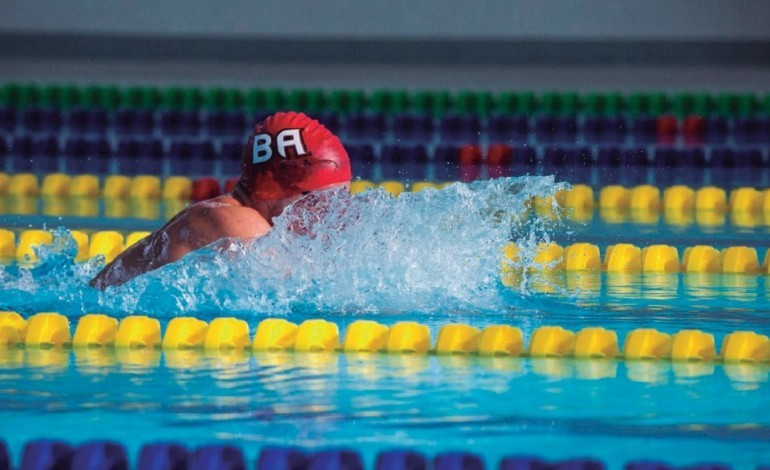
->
[539,91,580,114]
[583,92,624,115]
[410,90,452,115]
[454,90,495,115]
[627,92,669,116]
[40,85,80,109]
[368,89,409,114]
[496,92,537,115]
[203,87,244,110]
[287,88,326,114]
[1,83,42,107]
[81,85,121,109]
[671,92,713,117]
[714,92,757,117]
[245,88,287,112]
[327,89,367,114]
[120,86,162,109]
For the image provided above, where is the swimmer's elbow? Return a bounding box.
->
[89,268,122,290]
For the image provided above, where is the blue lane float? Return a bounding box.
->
[0,439,747,470]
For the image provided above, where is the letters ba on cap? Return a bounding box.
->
[252,129,309,163]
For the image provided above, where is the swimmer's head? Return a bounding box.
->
[237,112,351,201]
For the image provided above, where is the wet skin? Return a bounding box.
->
[90,183,346,289]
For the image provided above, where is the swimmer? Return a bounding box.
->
[90,111,351,289]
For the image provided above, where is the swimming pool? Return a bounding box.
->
[2,84,770,469]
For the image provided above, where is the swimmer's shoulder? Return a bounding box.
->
[183,195,271,239]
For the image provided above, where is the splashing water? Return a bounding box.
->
[0,176,567,318]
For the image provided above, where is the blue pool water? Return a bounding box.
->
[2,175,770,468]
[2,349,770,469]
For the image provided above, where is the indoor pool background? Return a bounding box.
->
[2,81,770,470]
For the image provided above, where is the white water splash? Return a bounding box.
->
[0,176,566,317]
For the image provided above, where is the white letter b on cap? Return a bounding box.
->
[252,133,272,163]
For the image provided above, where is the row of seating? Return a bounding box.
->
[2,138,770,178]
[3,107,770,144]
[6,438,727,470]
[0,136,240,175]
[2,82,769,116]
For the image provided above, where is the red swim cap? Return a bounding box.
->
[237,112,351,200]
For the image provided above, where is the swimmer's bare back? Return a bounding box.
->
[89,196,271,290]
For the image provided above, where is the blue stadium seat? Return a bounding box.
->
[652,148,679,168]
[557,116,579,142]
[220,140,244,176]
[381,144,430,163]
[597,146,622,167]
[0,106,16,133]
[137,442,188,470]
[702,117,729,143]
[622,146,649,167]
[316,112,342,135]
[160,110,201,136]
[734,148,765,167]
[309,450,364,470]
[346,143,377,162]
[115,108,155,135]
[631,116,657,143]
[20,439,73,470]
[0,138,8,172]
[535,116,577,143]
[584,116,628,143]
[512,146,538,166]
[390,113,435,142]
[116,138,164,175]
[684,148,707,167]
[733,117,767,144]
[434,143,460,162]
[205,110,248,137]
[543,146,592,167]
[346,142,377,178]
[64,137,113,174]
[569,146,595,166]
[71,441,129,470]
[67,107,110,135]
[375,450,428,470]
[710,147,735,168]
[344,113,387,141]
[256,447,309,470]
[20,107,63,134]
[439,113,482,143]
[188,445,245,470]
[542,146,568,167]
[759,117,770,143]
[487,114,529,144]
[11,135,60,173]
[168,140,217,175]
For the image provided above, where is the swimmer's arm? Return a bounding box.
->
[90,205,270,289]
